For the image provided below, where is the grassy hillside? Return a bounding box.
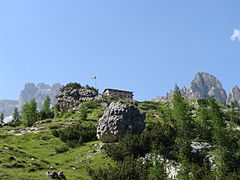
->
[1,96,240,179]
[0,99,166,179]
[0,101,112,179]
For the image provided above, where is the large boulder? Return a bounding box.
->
[97,102,146,143]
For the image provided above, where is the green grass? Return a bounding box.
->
[0,108,115,180]
[0,128,114,179]
[0,100,172,179]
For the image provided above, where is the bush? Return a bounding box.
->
[7,120,21,127]
[104,133,151,161]
[55,146,69,154]
[104,123,177,161]
[52,123,97,148]
[88,156,148,180]
[81,101,102,110]
[85,84,99,93]
[60,82,82,92]
[62,110,75,119]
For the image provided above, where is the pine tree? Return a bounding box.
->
[79,104,88,121]
[0,112,4,124]
[208,98,231,178]
[172,85,193,179]
[42,96,51,114]
[12,107,21,125]
[208,98,227,147]
[228,100,240,124]
[54,104,60,118]
[40,96,52,119]
[158,103,172,123]
[196,102,211,141]
[22,99,38,127]
[172,85,192,154]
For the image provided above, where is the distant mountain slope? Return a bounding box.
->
[0,83,62,116]
[227,85,240,105]
[18,82,62,110]
[153,72,227,104]
[0,100,18,116]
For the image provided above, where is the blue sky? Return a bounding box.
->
[0,0,240,101]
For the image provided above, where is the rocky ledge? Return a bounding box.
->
[56,85,101,110]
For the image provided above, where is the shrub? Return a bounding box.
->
[85,84,99,93]
[104,123,177,161]
[104,133,151,161]
[88,156,148,180]
[62,110,75,119]
[7,120,21,127]
[52,123,97,148]
[60,82,82,92]
[79,104,88,121]
[55,146,69,154]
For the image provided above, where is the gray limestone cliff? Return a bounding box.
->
[0,100,18,116]
[227,85,240,105]
[18,83,62,110]
[153,72,227,104]
[187,72,227,104]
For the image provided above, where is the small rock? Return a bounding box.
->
[40,120,52,124]
[89,150,97,153]
[46,171,58,179]
[9,156,15,161]
[58,171,66,179]
[48,166,54,170]
[191,141,214,154]
[4,146,13,151]
[86,155,94,159]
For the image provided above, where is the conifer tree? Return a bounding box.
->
[54,104,60,118]
[12,107,21,126]
[196,102,211,141]
[22,99,38,127]
[172,85,193,179]
[0,112,4,124]
[208,98,227,147]
[172,85,192,154]
[228,100,240,124]
[79,104,88,121]
[40,96,52,119]
[158,103,172,123]
[208,97,231,178]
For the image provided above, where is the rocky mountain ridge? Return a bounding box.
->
[1,72,240,116]
[18,82,62,110]
[0,100,18,116]
[227,85,240,105]
[153,72,239,105]
[0,83,62,116]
